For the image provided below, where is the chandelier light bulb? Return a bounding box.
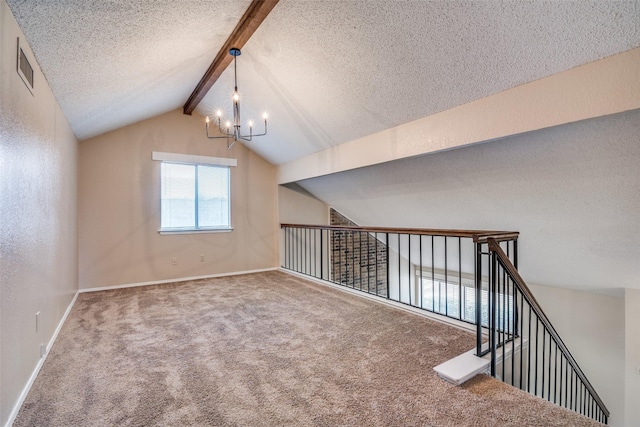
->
[225,121,231,128]
[233,92,240,102]
[263,112,268,120]
[206,116,210,123]
[216,110,222,117]
[248,120,253,127]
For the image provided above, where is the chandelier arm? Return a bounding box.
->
[239,120,267,138]
[206,120,235,139]
[204,47,268,147]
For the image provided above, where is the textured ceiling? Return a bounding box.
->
[6,0,252,140]
[7,0,640,164]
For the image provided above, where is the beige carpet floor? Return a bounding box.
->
[15,270,602,426]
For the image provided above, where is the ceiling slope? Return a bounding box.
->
[6,0,252,140]
[7,0,640,164]
[196,0,640,165]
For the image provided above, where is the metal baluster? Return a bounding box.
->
[284,227,288,269]
[408,234,412,306]
[375,232,379,296]
[490,251,497,377]
[475,242,482,356]
[571,369,575,412]
[542,328,547,399]
[386,233,390,299]
[320,229,324,280]
[294,228,298,272]
[560,351,564,407]
[339,230,344,284]
[351,231,355,288]
[519,290,524,390]
[444,237,448,317]
[398,234,402,303]
[458,237,462,320]
[359,231,363,291]
[547,330,552,401]
[501,263,506,383]
[367,231,371,293]
[535,318,540,396]
[527,305,532,393]
[420,235,423,310]
[554,342,559,404]
[431,236,435,312]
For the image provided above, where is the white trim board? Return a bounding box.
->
[5,291,79,427]
[278,47,640,184]
[79,267,278,293]
[151,151,237,167]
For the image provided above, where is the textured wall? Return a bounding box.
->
[0,1,79,424]
[78,109,278,290]
[297,109,640,293]
[529,283,625,426]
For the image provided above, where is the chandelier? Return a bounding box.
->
[205,47,268,149]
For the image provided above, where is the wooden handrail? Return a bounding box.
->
[280,223,518,243]
[487,238,609,417]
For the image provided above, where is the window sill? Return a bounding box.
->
[158,228,233,235]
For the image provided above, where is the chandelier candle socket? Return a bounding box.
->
[205,48,268,149]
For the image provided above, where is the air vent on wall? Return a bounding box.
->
[17,37,34,94]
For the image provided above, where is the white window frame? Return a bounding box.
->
[152,152,236,235]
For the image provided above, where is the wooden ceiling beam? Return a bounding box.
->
[183,0,279,115]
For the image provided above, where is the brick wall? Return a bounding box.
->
[330,208,388,297]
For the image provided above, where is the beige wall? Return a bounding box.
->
[277,184,329,268]
[528,283,625,426]
[0,1,79,424]
[78,109,278,290]
[278,184,328,225]
[625,288,640,425]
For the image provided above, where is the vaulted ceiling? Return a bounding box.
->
[7,0,640,165]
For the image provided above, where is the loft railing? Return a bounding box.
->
[485,238,609,424]
[281,223,517,323]
[280,223,609,424]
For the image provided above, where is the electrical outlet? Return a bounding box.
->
[200,254,205,262]
[172,257,177,266]
[35,311,40,333]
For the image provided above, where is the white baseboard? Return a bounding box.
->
[79,267,279,293]
[279,268,478,334]
[5,290,79,427]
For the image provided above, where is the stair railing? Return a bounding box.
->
[485,238,609,424]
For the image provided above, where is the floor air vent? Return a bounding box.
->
[17,38,34,94]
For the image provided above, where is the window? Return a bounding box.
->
[153,152,236,233]
[418,271,514,332]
